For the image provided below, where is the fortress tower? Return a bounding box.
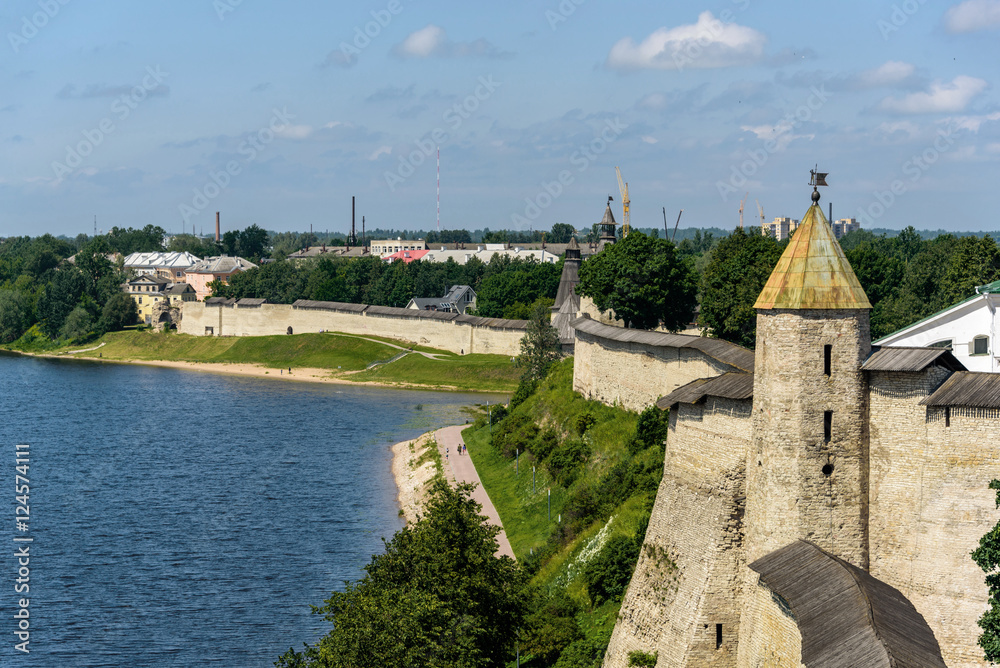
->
[744,186,873,569]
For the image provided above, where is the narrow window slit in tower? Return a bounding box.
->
[824,344,832,376]
[824,411,832,442]
[716,624,723,649]
[945,406,951,427]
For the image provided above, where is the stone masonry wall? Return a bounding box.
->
[604,397,751,668]
[177,302,524,356]
[869,368,1000,668]
[744,309,870,570]
[735,578,804,668]
[573,330,742,413]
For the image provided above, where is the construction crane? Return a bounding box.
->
[756,200,764,229]
[615,166,630,238]
[738,192,748,229]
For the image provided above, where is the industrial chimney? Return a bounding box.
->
[215,212,221,242]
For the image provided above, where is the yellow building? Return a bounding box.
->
[125,276,196,324]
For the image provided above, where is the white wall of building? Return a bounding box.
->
[875,293,1000,372]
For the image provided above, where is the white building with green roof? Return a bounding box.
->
[874,279,1000,372]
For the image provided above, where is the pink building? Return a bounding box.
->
[184,256,257,301]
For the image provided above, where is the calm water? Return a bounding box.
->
[0,353,493,667]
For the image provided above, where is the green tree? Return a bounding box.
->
[549,223,575,244]
[0,290,34,343]
[942,235,1000,305]
[972,479,1000,662]
[698,228,782,348]
[97,292,139,333]
[60,306,95,342]
[516,301,561,382]
[578,231,697,331]
[37,268,86,338]
[276,480,527,668]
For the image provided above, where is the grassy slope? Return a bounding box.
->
[461,359,664,666]
[18,330,521,393]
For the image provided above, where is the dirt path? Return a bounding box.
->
[435,425,515,560]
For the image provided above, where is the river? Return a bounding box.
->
[0,353,493,667]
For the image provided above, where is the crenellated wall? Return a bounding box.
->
[868,368,1000,668]
[603,397,751,668]
[178,301,526,356]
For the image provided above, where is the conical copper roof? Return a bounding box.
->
[754,203,871,310]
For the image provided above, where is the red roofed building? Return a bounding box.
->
[383,249,430,264]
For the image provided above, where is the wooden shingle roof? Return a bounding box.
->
[751,541,946,668]
[571,316,754,372]
[919,371,1000,408]
[656,373,754,410]
[862,346,965,372]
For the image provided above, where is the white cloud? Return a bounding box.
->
[858,61,917,88]
[393,25,510,59]
[876,121,921,138]
[641,135,658,144]
[877,75,987,114]
[606,12,766,71]
[940,111,1000,132]
[274,124,313,140]
[368,146,392,161]
[945,0,1000,33]
[397,25,447,58]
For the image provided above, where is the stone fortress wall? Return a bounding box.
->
[178,300,526,356]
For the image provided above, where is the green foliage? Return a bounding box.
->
[0,289,35,343]
[548,440,590,487]
[492,413,538,459]
[972,479,1000,662]
[516,302,561,382]
[699,227,783,348]
[627,650,658,667]
[583,535,641,607]
[60,306,95,343]
[577,231,697,331]
[575,412,597,436]
[521,591,582,665]
[627,406,669,456]
[511,377,539,411]
[473,258,561,318]
[106,225,166,255]
[97,292,139,334]
[276,480,528,668]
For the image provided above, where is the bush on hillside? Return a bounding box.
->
[583,534,642,607]
[547,440,590,487]
[626,406,670,455]
[491,413,537,458]
[529,429,559,461]
[575,412,597,436]
[510,376,538,411]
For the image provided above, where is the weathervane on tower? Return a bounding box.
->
[809,165,829,203]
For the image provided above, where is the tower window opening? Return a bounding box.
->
[823,345,832,376]
[716,624,723,649]
[824,411,832,442]
[822,463,834,476]
[945,406,951,428]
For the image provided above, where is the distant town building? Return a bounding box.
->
[184,256,257,301]
[371,238,428,257]
[123,251,201,282]
[761,217,799,241]
[875,279,1000,373]
[125,276,196,324]
[762,217,860,241]
[419,245,559,265]
[831,217,861,239]
[406,285,477,314]
[384,249,430,264]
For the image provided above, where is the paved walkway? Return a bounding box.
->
[435,425,515,560]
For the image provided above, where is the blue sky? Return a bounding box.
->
[2,0,999,238]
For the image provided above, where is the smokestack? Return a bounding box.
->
[215,212,220,242]
[829,202,833,223]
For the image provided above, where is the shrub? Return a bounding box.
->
[627,406,669,455]
[522,591,582,665]
[548,439,590,487]
[575,412,597,436]
[530,429,559,461]
[583,534,641,606]
[491,413,537,458]
[510,376,538,411]
[489,403,508,425]
[554,638,607,668]
[627,650,658,667]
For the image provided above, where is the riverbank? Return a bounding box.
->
[3,330,521,393]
